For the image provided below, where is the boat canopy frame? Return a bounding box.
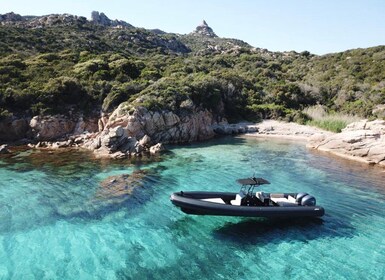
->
[236,177,270,196]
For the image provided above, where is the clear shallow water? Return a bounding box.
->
[0,137,385,279]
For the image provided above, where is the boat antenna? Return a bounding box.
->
[249,152,257,179]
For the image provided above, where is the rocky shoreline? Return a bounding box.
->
[1,109,385,167]
[0,105,217,159]
[307,120,385,167]
[243,119,385,168]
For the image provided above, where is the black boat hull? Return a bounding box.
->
[170,191,325,218]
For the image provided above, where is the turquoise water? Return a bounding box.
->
[0,136,385,279]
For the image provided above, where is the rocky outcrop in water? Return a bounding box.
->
[83,126,142,159]
[308,120,385,167]
[0,114,98,143]
[100,105,210,142]
[0,105,215,158]
[30,115,76,141]
[82,105,214,158]
[29,115,98,141]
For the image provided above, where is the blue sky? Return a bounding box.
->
[1,0,384,55]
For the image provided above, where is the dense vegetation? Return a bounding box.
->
[1,14,385,126]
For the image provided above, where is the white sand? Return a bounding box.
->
[243,120,333,141]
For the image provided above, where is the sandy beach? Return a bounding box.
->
[243,120,333,141]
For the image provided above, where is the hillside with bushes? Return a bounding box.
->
[1,12,384,129]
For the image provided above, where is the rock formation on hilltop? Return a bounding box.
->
[0,12,25,23]
[192,20,217,37]
[29,14,87,28]
[0,12,87,27]
[0,11,133,29]
[91,11,133,28]
[182,19,253,55]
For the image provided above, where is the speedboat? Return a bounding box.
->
[170,177,325,218]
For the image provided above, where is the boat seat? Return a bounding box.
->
[287,195,297,203]
[270,195,298,207]
[256,192,269,205]
[230,192,245,206]
[201,198,225,204]
[270,193,285,198]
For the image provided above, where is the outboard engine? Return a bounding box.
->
[295,193,308,204]
[301,195,316,206]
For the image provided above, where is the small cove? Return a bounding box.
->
[0,136,384,279]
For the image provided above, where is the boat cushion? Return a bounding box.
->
[230,193,244,206]
[270,193,285,198]
[271,197,298,207]
[287,195,297,203]
[201,198,225,204]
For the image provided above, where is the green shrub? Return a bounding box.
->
[1,23,384,122]
[306,119,348,133]
[303,105,361,132]
[109,59,140,79]
[102,82,145,112]
[73,59,109,77]
[38,76,91,113]
[0,108,12,119]
[246,103,291,120]
[285,110,310,124]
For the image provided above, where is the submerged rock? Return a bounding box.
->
[96,170,149,200]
